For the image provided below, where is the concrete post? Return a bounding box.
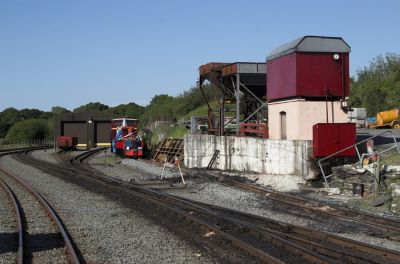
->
[191,116,196,134]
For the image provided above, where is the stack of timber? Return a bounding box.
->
[151,138,184,164]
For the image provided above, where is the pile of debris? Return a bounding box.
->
[331,163,400,196]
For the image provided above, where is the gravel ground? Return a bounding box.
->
[30,149,59,164]
[0,153,219,264]
[0,177,16,264]
[0,170,66,264]
[89,153,400,253]
[89,152,176,182]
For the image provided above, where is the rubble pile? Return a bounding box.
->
[331,164,375,194]
[330,164,400,196]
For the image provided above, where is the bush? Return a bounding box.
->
[6,119,49,141]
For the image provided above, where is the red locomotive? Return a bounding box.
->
[111,117,144,158]
[57,136,78,150]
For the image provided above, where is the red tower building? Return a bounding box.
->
[266,36,355,157]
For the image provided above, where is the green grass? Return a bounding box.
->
[149,124,190,145]
[167,126,188,138]
[380,151,400,165]
[183,101,218,119]
[0,144,35,150]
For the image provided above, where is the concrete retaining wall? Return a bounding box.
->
[184,134,314,177]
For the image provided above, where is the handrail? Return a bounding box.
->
[318,130,400,186]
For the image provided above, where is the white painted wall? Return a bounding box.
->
[184,134,315,178]
[268,100,348,140]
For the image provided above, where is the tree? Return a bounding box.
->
[6,119,49,141]
[350,53,400,116]
[73,102,109,112]
[0,107,20,138]
[106,102,145,118]
[0,107,53,138]
[141,94,175,124]
[19,108,43,120]
[51,106,70,115]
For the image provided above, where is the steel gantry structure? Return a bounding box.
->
[198,62,267,136]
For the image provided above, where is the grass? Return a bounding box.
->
[0,144,35,150]
[183,101,218,119]
[167,126,188,138]
[380,151,400,165]
[149,124,190,145]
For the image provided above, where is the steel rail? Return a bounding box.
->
[140,159,400,240]
[18,149,330,263]
[64,153,400,263]
[19,150,286,263]
[0,165,80,264]
[217,177,400,238]
[72,155,400,263]
[72,153,400,264]
[192,199,400,264]
[74,151,400,263]
[112,180,400,264]
[16,149,400,263]
[0,177,23,264]
[71,151,400,263]
[0,146,49,158]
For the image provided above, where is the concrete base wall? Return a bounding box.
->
[184,134,315,178]
[268,100,348,140]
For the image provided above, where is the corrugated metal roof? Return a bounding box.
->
[267,36,351,61]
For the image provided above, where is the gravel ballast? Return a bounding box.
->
[0,176,17,264]
[89,152,400,253]
[30,149,59,164]
[0,153,219,263]
[0,170,66,264]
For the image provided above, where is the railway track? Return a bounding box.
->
[214,176,400,241]
[0,150,80,263]
[13,148,400,263]
[140,158,400,241]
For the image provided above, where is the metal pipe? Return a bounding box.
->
[236,74,240,136]
[325,88,329,123]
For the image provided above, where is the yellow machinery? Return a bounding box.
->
[370,109,400,129]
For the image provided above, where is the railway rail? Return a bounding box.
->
[0,148,80,264]
[142,158,400,241]
[13,148,400,264]
[215,176,400,241]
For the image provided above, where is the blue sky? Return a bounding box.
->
[1,0,399,111]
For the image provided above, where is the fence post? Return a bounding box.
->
[374,155,381,194]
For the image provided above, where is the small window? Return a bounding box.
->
[280,111,287,140]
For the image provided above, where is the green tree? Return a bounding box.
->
[51,106,70,115]
[106,102,145,118]
[350,53,400,115]
[73,102,109,112]
[6,119,49,141]
[141,94,175,124]
[0,107,20,138]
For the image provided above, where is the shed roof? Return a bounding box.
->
[56,111,118,122]
[267,36,351,61]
